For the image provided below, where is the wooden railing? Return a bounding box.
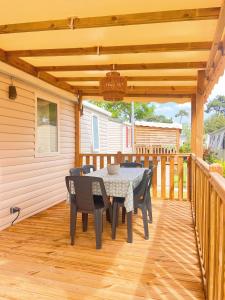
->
[79,152,190,201]
[191,154,225,299]
[135,144,177,154]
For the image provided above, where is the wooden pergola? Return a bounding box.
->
[1,2,225,299]
[0,1,225,159]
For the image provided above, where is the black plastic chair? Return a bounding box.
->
[120,162,143,168]
[65,176,112,249]
[69,167,83,176]
[112,169,153,242]
[82,164,96,174]
[133,168,153,224]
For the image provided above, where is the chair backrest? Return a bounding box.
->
[82,164,96,174]
[144,169,153,201]
[65,176,108,212]
[133,169,153,203]
[69,168,83,176]
[120,162,143,168]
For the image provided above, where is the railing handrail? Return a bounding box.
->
[80,152,190,157]
[191,154,225,299]
[210,172,225,203]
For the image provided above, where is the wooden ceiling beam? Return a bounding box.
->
[38,61,206,72]
[57,75,197,81]
[206,1,225,76]
[0,49,76,94]
[7,42,212,57]
[82,91,193,98]
[0,7,220,34]
[74,85,196,95]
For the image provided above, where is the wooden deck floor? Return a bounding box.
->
[0,200,205,300]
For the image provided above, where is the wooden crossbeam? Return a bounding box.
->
[82,92,193,98]
[206,1,225,76]
[0,49,76,94]
[57,75,197,81]
[74,85,196,95]
[8,42,212,57]
[0,7,220,34]
[38,61,206,72]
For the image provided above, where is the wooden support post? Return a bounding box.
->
[192,70,205,157]
[75,101,81,167]
[195,70,206,158]
[191,94,197,153]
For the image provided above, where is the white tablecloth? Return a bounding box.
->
[87,168,145,212]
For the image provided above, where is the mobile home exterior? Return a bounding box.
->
[80,102,132,154]
[0,72,76,231]
[208,126,225,160]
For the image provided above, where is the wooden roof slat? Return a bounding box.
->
[0,7,220,34]
[8,42,212,57]
[206,1,225,76]
[82,92,192,98]
[76,85,196,94]
[0,49,76,94]
[38,61,206,72]
[58,75,197,81]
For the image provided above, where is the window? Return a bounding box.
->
[92,115,100,152]
[36,98,58,154]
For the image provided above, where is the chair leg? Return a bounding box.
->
[141,205,149,240]
[146,193,153,223]
[112,202,118,240]
[108,205,113,224]
[127,211,133,243]
[70,201,77,245]
[147,197,153,223]
[82,213,88,232]
[94,209,102,249]
[106,208,110,223]
[122,206,126,224]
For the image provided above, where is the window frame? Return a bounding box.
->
[91,114,100,153]
[35,93,60,157]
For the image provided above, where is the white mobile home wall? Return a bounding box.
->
[0,73,76,230]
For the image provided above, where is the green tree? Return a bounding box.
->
[205,95,225,114]
[204,113,225,134]
[175,109,189,123]
[146,114,173,123]
[179,124,191,153]
[91,101,155,122]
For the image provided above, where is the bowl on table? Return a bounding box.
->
[107,164,120,175]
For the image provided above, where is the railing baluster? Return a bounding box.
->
[161,156,166,200]
[152,156,158,199]
[169,156,174,200]
[178,156,183,200]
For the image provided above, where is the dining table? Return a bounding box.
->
[87,167,146,212]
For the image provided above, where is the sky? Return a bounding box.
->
[153,71,225,125]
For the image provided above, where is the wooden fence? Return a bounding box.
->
[79,152,190,201]
[191,154,225,299]
[135,144,177,154]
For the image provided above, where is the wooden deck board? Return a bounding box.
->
[0,200,205,300]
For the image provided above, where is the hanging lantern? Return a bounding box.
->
[99,70,127,101]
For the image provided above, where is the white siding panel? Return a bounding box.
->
[0,73,75,231]
[80,106,109,153]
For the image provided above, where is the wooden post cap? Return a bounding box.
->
[209,163,223,176]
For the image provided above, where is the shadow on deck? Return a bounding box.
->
[0,200,205,300]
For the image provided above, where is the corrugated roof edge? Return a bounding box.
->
[135,120,182,129]
[83,101,112,116]
[209,126,225,135]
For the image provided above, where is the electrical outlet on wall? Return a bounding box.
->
[10,207,21,214]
